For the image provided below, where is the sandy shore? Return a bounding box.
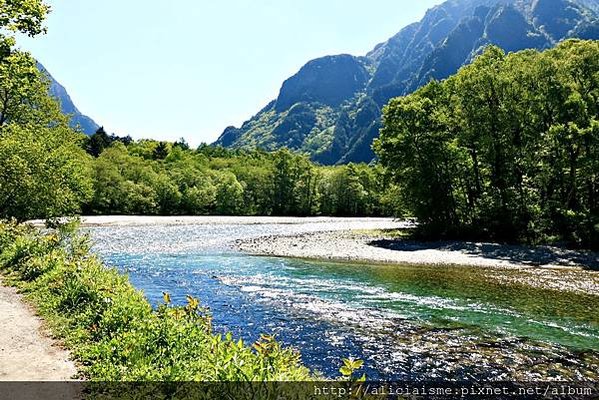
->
[237,230,599,270]
[0,278,77,381]
[237,230,599,295]
[27,215,599,271]
[35,216,598,271]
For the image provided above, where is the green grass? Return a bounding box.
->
[350,228,414,239]
[0,221,313,383]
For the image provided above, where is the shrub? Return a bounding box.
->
[0,221,313,384]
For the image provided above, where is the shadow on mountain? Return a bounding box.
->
[215,0,599,165]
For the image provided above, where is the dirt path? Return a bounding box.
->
[0,279,77,381]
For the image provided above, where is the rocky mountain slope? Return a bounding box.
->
[215,0,599,164]
[38,63,99,135]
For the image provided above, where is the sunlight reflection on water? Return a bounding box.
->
[87,222,599,381]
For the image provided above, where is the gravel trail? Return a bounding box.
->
[0,278,77,381]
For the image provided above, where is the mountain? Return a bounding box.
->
[215,0,599,164]
[37,63,99,135]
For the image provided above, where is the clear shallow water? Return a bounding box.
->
[87,223,599,381]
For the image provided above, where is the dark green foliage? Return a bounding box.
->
[86,127,111,157]
[0,124,93,221]
[318,164,384,217]
[272,103,318,149]
[81,126,132,158]
[0,0,49,37]
[0,30,94,221]
[86,142,388,217]
[173,137,190,150]
[153,141,169,160]
[271,149,315,216]
[376,40,599,248]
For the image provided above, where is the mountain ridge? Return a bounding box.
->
[37,62,99,135]
[215,0,599,164]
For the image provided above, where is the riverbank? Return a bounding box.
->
[0,221,312,383]
[0,278,76,381]
[58,216,598,271]
[30,215,409,229]
[236,230,599,269]
[84,218,599,381]
[10,216,597,382]
[236,230,599,294]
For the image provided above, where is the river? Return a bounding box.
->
[86,218,599,381]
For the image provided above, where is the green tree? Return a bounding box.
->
[86,127,111,157]
[182,183,216,215]
[0,124,93,221]
[0,0,49,38]
[0,0,94,221]
[153,141,169,160]
[173,137,189,151]
[376,40,599,247]
[153,173,182,215]
[0,51,67,129]
[272,149,296,215]
[214,171,244,215]
[90,143,159,215]
[376,80,462,234]
[272,149,317,215]
[231,163,274,215]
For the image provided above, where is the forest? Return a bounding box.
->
[80,131,394,218]
[0,3,392,223]
[376,40,599,249]
[1,0,598,249]
[2,118,394,220]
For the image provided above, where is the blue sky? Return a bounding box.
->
[18,0,444,145]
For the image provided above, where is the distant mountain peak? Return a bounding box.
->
[274,54,370,112]
[215,0,599,164]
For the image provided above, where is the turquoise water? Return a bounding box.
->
[88,224,599,381]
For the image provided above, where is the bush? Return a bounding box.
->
[0,221,312,383]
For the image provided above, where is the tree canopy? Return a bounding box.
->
[85,142,387,218]
[376,40,599,248]
[0,0,49,37]
[0,0,93,221]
